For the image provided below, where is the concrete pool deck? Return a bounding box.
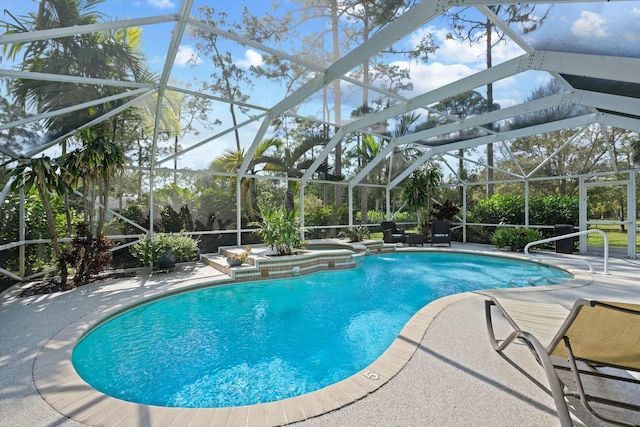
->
[1,244,639,426]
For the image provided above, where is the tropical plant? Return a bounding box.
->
[353,134,384,223]
[9,156,71,283]
[264,134,329,214]
[61,128,129,237]
[401,165,441,234]
[211,137,283,220]
[432,200,460,222]
[252,205,305,256]
[157,204,195,233]
[339,224,370,242]
[0,189,75,275]
[2,0,149,138]
[64,222,113,286]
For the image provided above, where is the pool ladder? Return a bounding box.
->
[523,229,609,275]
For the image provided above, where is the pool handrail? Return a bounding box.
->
[524,229,609,275]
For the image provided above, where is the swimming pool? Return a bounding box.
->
[72,252,571,408]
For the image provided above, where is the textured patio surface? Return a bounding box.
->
[1,244,639,426]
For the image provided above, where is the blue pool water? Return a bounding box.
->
[72,252,571,408]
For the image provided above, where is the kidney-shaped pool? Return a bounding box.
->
[72,252,572,408]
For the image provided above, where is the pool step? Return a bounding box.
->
[200,253,261,281]
[201,244,364,282]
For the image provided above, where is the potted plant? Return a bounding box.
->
[227,246,251,267]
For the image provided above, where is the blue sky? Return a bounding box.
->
[2,1,640,169]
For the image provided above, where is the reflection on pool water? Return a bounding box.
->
[72,252,572,408]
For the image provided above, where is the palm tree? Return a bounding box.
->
[211,137,284,220]
[352,113,422,222]
[401,165,442,235]
[9,156,70,284]
[265,134,329,214]
[61,128,129,237]
[3,0,149,138]
[354,134,384,222]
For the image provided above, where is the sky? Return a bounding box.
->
[2,0,640,170]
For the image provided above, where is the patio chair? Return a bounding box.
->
[381,221,406,244]
[485,297,640,427]
[430,220,451,247]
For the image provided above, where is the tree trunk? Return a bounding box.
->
[360,184,368,224]
[97,175,109,237]
[62,140,73,235]
[458,148,464,201]
[38,173,67,285]
[331,0,342,207]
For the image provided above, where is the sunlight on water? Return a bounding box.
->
[72,252,571,407]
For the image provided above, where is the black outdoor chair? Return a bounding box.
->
[381,221,406,244]
[431,220,451,247]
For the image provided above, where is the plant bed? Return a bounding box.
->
[16,271,137,297]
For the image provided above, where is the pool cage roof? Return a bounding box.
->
[1,1,639,238]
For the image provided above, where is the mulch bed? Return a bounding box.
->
[16,272,137,298]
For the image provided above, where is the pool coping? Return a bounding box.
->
[32,252,592,427]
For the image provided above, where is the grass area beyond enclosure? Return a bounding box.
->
[367,224,639,251]
[587,224,640,249]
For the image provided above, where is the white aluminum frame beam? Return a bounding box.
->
[238,0,450,176]
[0,15,177,45]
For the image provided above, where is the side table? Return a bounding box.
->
[406,233,425,246]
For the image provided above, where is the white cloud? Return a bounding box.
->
[571,11,610,38]
[633,7,640,16]
[393,24,533,112]
[407,26,523,69]
[147,0,174,9]
[236,49,264,68]
[175,45,200,67]
[398,60,478,95]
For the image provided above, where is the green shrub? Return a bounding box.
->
[469,194,578,244]
[469,194,525,225]
[305,205,347,227]
[130,234,200,267]
[159,204,194,232]
[470,194,578,227]
[360,210,417,226]
[529,195,578,230]
[492,227,542,252]
[110,204,149,235]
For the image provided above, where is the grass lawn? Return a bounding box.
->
[586,224,640,249]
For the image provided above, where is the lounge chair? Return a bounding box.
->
[485,297,640,427]
[381,221,406,244]
[431,220,451,247]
